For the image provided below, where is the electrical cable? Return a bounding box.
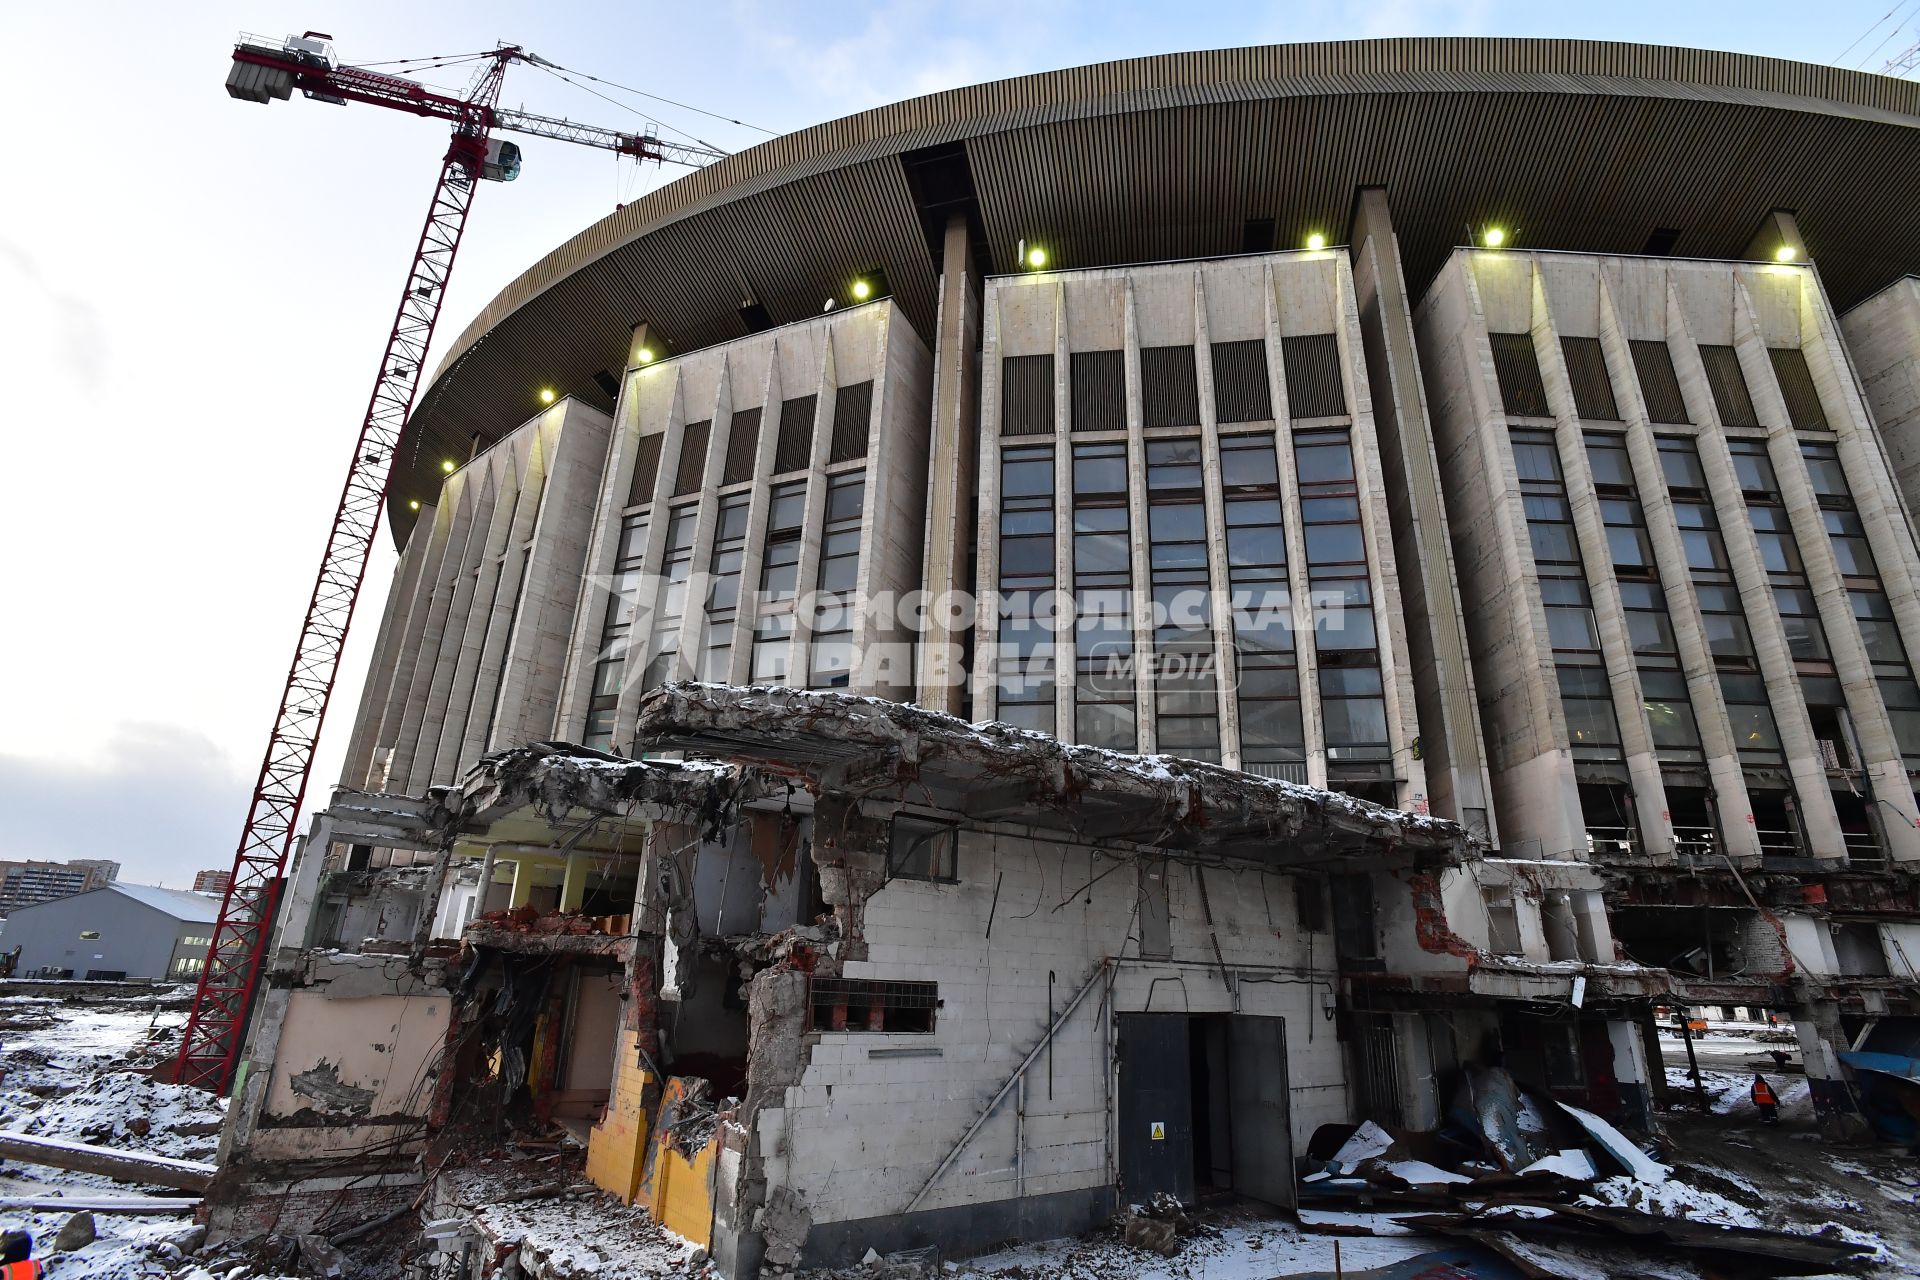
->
[528,59,777,135]
[531,64,730,156]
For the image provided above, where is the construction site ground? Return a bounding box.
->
[0,986,1915,1279]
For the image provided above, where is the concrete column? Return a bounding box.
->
[1349,188,1495,839]
[918,214,982,714]
[1050,283,1077,739]
[609,372,687,737]
[969,289,1006,722]
[508,859,535,909]
[560,853,589,912]
[1529,265,1673,859]
[1264,265,1326,788]
[1123,281,1157,751]
[1337,253,1427,810]
[627,322,654,371]
[1666,282,1847,860]
[1792,1002,1860,1120]
[1742,210,1807,266]
[1193,271,1245,766]
[1607,1019,1657,1134]
[1596,272,1761,861]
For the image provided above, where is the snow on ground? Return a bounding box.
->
[941,1213,1448,1280]
[0,987,292,1280]
[1662,1064,1814,1120]
[437,1162,703,1279]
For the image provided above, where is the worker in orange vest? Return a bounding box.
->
[0,1229,43,1278]
[1751,1073,1780,1125]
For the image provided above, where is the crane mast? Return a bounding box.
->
[175,32,721,1093]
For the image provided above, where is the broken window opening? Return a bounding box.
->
[807,977,938,1033]
[888,814,958,882]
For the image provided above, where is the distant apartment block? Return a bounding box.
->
[0,859,120,917]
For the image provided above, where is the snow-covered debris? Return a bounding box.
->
[1556,1101,1669,1184]
[1520,1149,1598,1180]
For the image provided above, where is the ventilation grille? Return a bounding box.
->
[1560,337,1619,421]
[1001,353,1055,436]
[830,380,875,462]
[1698,345,1759,426]
[1071,350,1125,433]
[774,396,817,473]
[1768,348,1828,431]
[1490,332,1550,416]
[723,407,762,485]
[674,420,710,495]
[1281,334,1347,418]
[1210,340,1274,424]
[1630,341,1689,423]
[1141,345,1200,427]
[628,433,663,507]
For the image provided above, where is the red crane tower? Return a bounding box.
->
[175,32,725,1093]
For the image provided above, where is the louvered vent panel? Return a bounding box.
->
[774,396,817,472]
[1630,341,1689,424]
[1210,340,1273,424]
[830,380,875,461]
[1140,345,1200,428]
[1698,345,1759,426]
[1768,348,1828,431]
[1490,333,1550,417]
[1281,334,1346,418]
[1070,350,1125,433]
[674,420,711,495]
[1560,337,1619,421]
[1001,354,1055,436]
[627,433,663,507]
[723,407,762,484]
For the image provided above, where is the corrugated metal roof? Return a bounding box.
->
[390,37,1920,543]
[104,884,223,922]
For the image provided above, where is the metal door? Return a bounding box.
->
[1227,1014,1294,1208]
[1116,1013,1192,1202]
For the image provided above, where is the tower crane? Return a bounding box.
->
[175,31,726,1093]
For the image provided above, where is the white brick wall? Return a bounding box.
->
[770,829,1344,1225]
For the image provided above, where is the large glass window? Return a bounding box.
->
[702,495,750,682]
[1298,431,1389,792]
[1517,429,1620,762]
[584,514,649,751]
[1148,439,1219,760]
[807,473,864,688]
[643,506,699,690]
[751,482,806,684]
[1222,435,1303,779]
[1073,442,1135,750]
[996,446,1056,732]
[1588,432,1699,762]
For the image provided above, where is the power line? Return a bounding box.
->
[1835,1,1909,61]
[532,63,731,157]
[534,59,778,136]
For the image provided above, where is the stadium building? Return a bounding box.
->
[211,38,1920,1274]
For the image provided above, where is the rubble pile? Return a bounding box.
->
[1296,1066,1873,1276]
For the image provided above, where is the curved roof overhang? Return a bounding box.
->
[390,37,1920,541]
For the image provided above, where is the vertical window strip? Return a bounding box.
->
[702,494,751,682]
[996,445,1056,732]
[753,484,805,686]
[1072,441,1134,750]
[1222,434,1303,780]
[1587,432,1698,763]
[1147,437,1218,760]
[808,472,866,688]
[1297,429,1389,793]
[584,513,649,750]
[1513,427,1621,762]
[644,506,700,693]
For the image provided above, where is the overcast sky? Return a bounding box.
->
[1,0,1914,889]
